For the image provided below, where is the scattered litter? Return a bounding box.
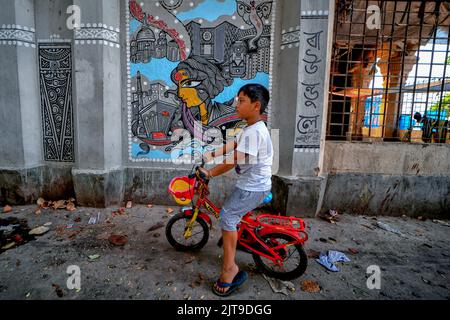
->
[112,208,126,217]
[422,277,432,285]
[417,216,426,221]
[88,254,100,261]
[88,216,97,225]
[147,221,165,233]
[74,217,82,223]
[328,237,337,242]
[307,249,321,258]
[376,222,404,236]
[44,222,52,227]
[25,292,31,298]
[348,248,359,255]
[29,226,50,236]
[300,280,321,293]
[167,208,174,214]
[66,224,75,229]
[1,242,16,250]
[35,208,42,215]
[318,209,340,223]
[189,273,206,288]
[153,233,161,238]
[3,205,12,213]
[262,274,295,295]
[108,234,128,246]
[126,201,133,209]
[184,255,196,264]
[316,250,351,272]
[52,284,64,298]
[147,204,153,208]
[319,238,327,243]
[432,220,450,227]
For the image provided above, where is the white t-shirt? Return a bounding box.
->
[234,121,273,192]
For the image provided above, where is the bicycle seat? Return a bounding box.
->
[261,192,273,205]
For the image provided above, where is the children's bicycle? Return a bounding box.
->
[165,162,309,280]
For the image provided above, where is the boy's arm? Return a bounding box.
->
[200,149,246,178]
[204,139,237,162]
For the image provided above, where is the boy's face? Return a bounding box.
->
[236,92,260,120]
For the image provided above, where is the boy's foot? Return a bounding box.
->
[212,271,248,297]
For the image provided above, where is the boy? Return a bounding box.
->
[199,83,273,296]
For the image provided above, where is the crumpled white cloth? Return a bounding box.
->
[316,250,351,272]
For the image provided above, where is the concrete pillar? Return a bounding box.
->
[0,0,41,168]
[71,0,123,207]
[292,0,334,177]
[0,0,44,203]
[270,0,335,217]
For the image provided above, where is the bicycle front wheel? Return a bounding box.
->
[165,212,209,251]
[252,233,308,280]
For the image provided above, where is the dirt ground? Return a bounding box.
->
[0,204,449,300]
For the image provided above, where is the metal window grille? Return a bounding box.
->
[328,1,450,143]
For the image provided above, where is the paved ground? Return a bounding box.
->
[0,204,449,300]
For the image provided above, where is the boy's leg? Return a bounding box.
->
[214,230,239,294]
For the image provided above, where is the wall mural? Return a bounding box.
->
[39,43,75,162]
[126,0,275,162]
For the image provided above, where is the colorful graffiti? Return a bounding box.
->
[127,0,274,161]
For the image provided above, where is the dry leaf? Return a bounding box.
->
[3,205,12,213]
[37,198,45,207]
[300,280,321,293]
[126,201,132,209]
[52,200,67,210]
[29,226,50,235]
[66,202,76,212]
[167,208,174,214]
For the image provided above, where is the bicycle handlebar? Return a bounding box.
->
[188,159,208,182]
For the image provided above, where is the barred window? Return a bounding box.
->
[328,1,450,143]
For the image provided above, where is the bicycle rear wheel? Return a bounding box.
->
[165,212,209,251]
[252,233,307,280]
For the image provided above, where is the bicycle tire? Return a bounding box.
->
[252,232,308,280]
[165,212,209,251]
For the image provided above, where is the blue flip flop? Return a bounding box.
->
[212,271,248,297]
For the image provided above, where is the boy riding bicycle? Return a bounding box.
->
[199,83,273,297]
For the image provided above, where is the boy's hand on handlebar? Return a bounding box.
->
[198,167,211,179]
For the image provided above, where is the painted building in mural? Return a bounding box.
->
[0,0,449,217]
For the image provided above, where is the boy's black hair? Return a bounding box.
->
[238,83,270,114]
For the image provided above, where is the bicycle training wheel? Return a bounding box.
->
[165,212,209,251]
[252,233,307,280]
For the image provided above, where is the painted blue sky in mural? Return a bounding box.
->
[131,59,178,87]
[177,0,236,22]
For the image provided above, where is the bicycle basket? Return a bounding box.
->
[256,214,306,232]
[168,176,196,205]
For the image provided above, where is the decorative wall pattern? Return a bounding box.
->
[74,24,121,47]
[126,0,275,162]
[38,43,74,162]
[0,24,36,47]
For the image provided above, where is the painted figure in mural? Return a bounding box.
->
[237,0,273,50]
[168,55,243,137]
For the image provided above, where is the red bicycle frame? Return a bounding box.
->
[182,171,308,267]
